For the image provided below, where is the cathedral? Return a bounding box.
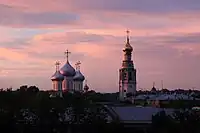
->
[51,50,89,97]
[119,30,137,101]
[50,30,136,100]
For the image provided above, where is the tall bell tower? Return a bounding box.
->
[119,30,137,101]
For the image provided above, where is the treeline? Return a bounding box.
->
[152,110,200,133]
[0,86,119,133]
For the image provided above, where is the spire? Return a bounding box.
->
[126,30,130,44]
[153,82,155,88]
[161,80,164,90]
[55,61,60,71]
[123,30,133,52]
[75,61,81,71]
[151,81,156,92]
[64,49,71,62]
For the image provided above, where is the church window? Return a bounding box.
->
[128,72,132,80]
[123,72,127,80]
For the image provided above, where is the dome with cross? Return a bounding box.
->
[51,61,64,81]
[73,61,85,81]
[60,50,76,77]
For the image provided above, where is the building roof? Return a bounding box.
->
[73,70,85,81]
[51,71,64,81]
[60,61,76,77]
[135,93,196,101]
[106,106,175,123]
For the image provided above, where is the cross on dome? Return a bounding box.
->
[64,49,71,61]
[55,61,60,71]
[75,61,81,70]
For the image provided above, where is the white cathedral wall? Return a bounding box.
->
[58,81,62,92]
[73,81,83,92]
[52,81,58,91]
[63,77,74,91]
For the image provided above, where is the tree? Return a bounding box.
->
[27,86,39,93]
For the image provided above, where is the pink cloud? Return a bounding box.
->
[1,29,200,91]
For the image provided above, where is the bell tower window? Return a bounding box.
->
[128,72,132,80]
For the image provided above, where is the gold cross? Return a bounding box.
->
[75,61,81,70]
[55,61,60,71]
[64,49,71,61]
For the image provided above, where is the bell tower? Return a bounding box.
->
[119,30,137,101]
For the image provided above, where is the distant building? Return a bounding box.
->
[51,61,64,97]
[103,105,175,129]
[119,30,137,101]
[51,50,87,97]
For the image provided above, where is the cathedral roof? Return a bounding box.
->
[73,70,85,81]
[51,61,64,81]
[51,71,64,81]
[73,61,85,81]
[60,61,76,77]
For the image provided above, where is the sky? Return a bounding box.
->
[0,0,200,92]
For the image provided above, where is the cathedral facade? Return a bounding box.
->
[119,31,137,101]
[51,50,87,97]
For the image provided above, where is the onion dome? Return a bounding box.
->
[73,70,85,81]
[60,50,76,77]
[51,71,64,81]
[123,30,133,52]
[60,61,76,77]
[73,61,85,81]
[51,62,64,81]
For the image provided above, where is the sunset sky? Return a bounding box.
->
[0,0,200,92]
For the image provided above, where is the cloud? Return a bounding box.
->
[0,0,200,91]
[1,30,200,91]
[0,0,200,30]
[1,0,200,13]
[0,4,79,28]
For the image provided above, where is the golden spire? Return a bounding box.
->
[64,49,71,62]
[75,61,81,70]
[55,61,60,71]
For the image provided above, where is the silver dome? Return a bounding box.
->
[73,70,85,81]
[60,61,76,77]
[51,71,64,81]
